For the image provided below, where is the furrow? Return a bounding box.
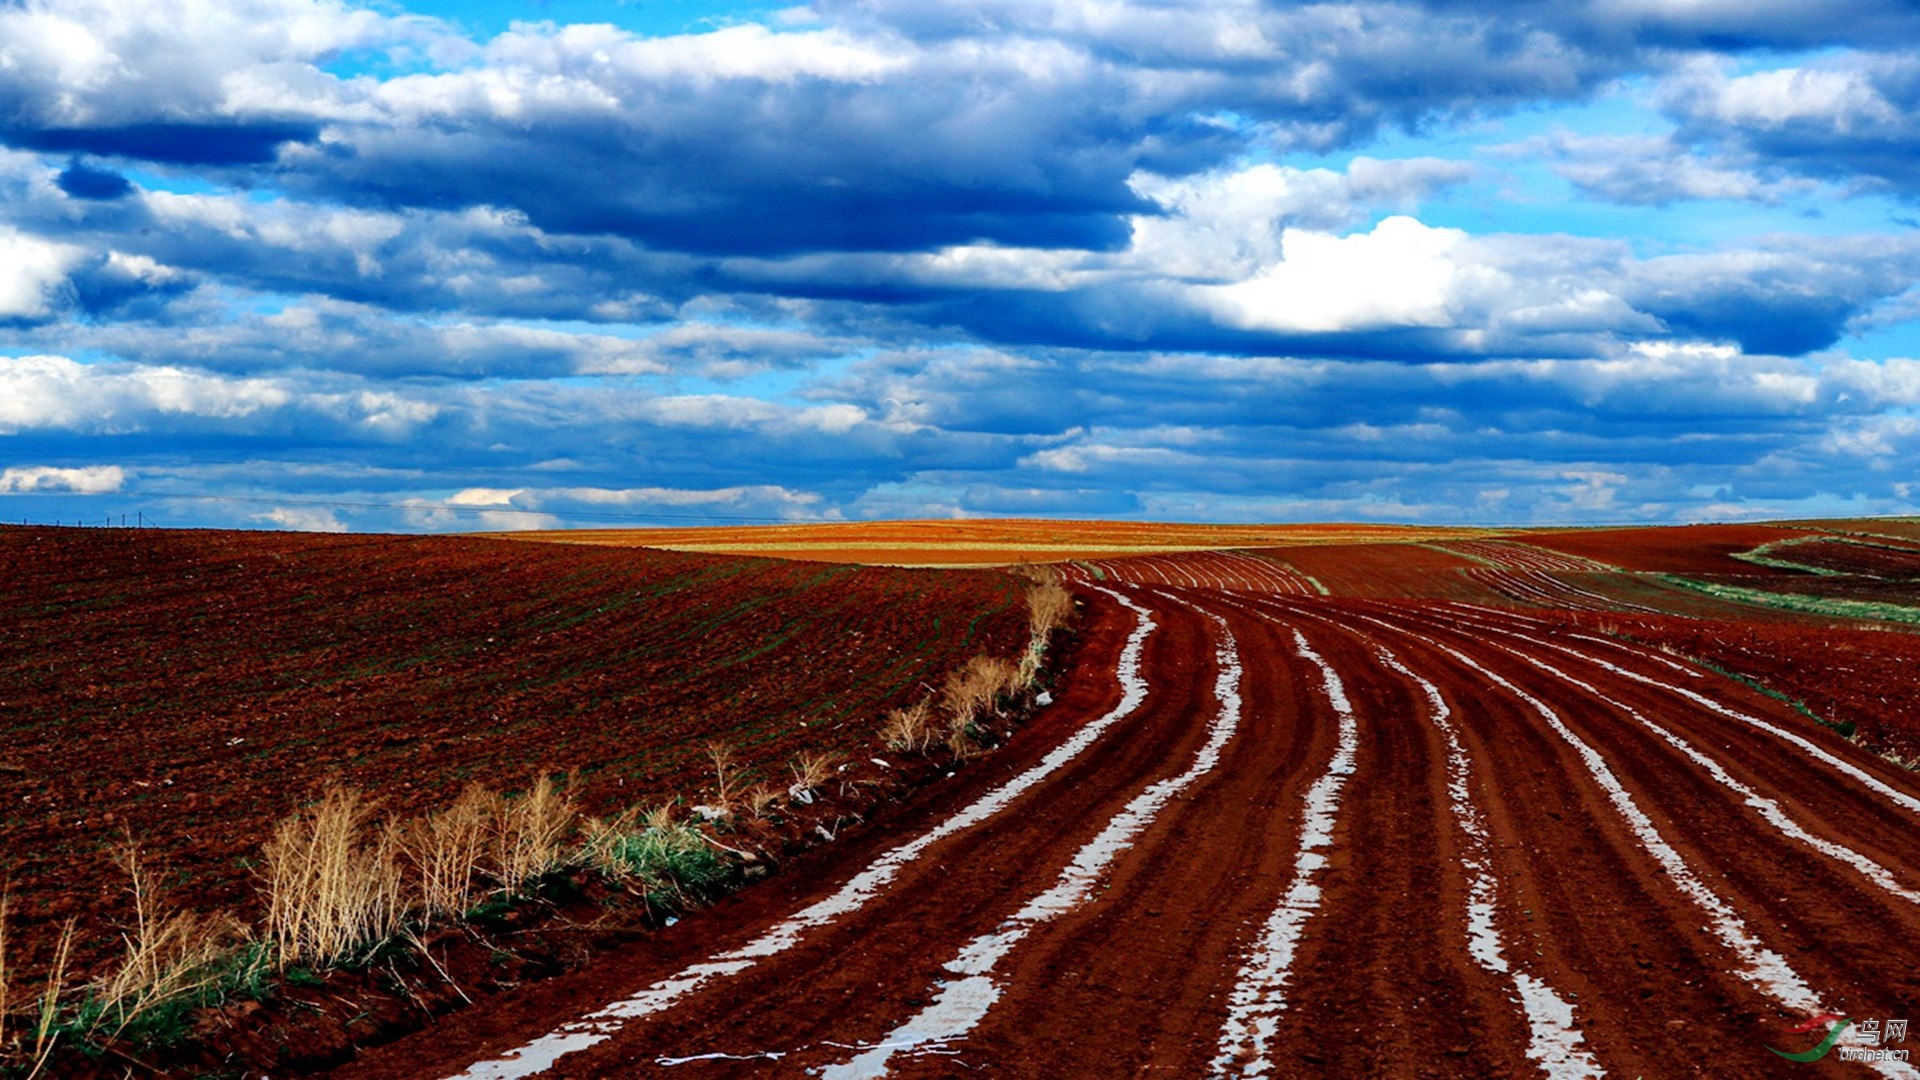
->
[819,606,1243,1078]
[445,588,1158,1080]
[1209,626,1357,1078]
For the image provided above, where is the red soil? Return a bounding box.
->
[1762,537,1920,577]
[1588,615,1920,761]
[1260,541,1508,600]
[1520,523,1817,573]
[16,523,1920,1078]
[0,526,1026,979]
[345,560,1920,1080]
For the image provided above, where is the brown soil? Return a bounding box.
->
[0,526,1026,983]
[1520,523,1817,573]
[340,550,1920,1079]
[1250,542,1506,601]
[497,519,1501,565]
[15,522,1920,1078]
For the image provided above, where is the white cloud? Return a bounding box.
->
[0,464,126,493]
[539,484,822,510]
[0,354,290,432]
[1120,159,1475,283]
[474,509,562,530]
[1195,215,1471,333]
[252,505,347,532]
[448,487,523,507]
[1687,63,1898,129]
[0,0,440,127]
[0,228,84,320]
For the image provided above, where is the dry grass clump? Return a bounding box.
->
[1026,582,1074,640]
[94,847,251,1039]
[942,655,1021,754]
[404,784,494,919]
[491,775,578,892]
[745,784,782,820]
[1020,581,1076,687]
[788,750,838,797]
[0,890,9,1054]
[401,776,582,918]
[879,576,1076,760]
[881,698,936,753]
[707,742,743,807]
[262,787,405,968]
[31,920,73,1069]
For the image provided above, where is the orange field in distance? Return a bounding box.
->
[486,518,1510,566]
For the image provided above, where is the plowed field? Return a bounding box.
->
[15,520,1920,1078]
[340,529,1920,1080]
[0,526,1027,978]
[494,519,1497,566]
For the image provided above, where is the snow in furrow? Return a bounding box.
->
[1436,608,1920,819]
[1473,636,1920,906]
[1210,628,1358,1079]
[1423,638,1919,1079]
[445,588,1158,1080]
[819,609,1244,1079]
[1365,641,1603,1078]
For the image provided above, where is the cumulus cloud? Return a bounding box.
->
[4,0,1920,528]
[0,354,290,431]
[1661,52,1920,196]
[1524,131,1814,206]
[0,464,125,493]
[1195,216,1470,334]
[253,505,348,531]
[0,228,84,321]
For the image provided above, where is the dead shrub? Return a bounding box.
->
[404,784,495,918]
[1026,582,1074,640]
[707,742,743,807]
[788,750,838,797]
[744,785,781,820]
[261,787,404,968]
[881,698,936,754]
[942,655,1021,753]
[490,775,578,892]
[0,889,9,1053]
[94,845,250,1038]
[32,919,73,1068]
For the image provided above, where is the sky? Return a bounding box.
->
[4,0,1920,532]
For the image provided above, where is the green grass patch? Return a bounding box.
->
[1660,575,1920,626]
[589,819,738,911]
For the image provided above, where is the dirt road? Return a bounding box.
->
[343,556,1920,1078]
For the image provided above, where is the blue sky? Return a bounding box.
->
[4,0,1920,531]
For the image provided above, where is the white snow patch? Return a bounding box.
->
[1210,628,1358,1078]
[1361,635,1603,1079]
[1440,606,1920,819]
[1483,638,1920,907]
[821,609,1244,1079]
[1432,642,1826,1010]
[445,589,1158,1080]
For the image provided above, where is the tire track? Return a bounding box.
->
[1343,608,1918,1079]
[339,553,1920,1080]
[1276,602,1603,1078]
[818,606,1244,1077]
[1209,624,1359,1076]
[1431,603,1920,819]
[438,588,1163,1079]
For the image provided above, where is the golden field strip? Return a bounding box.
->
[485,519,1510,566]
